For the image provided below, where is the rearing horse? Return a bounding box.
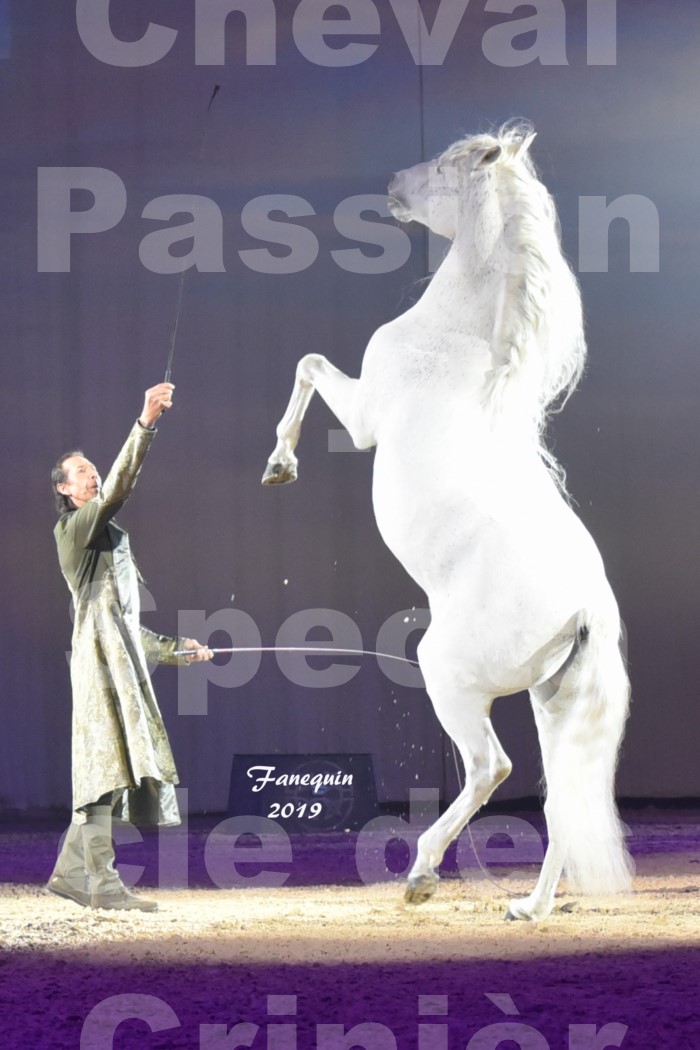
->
[262,122,632,921]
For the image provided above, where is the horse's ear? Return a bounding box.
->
[475,145,502,169]
[512,131,537,159]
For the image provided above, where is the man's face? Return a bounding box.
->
[58,455,101,509]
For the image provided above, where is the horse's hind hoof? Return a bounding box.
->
[404,873,439,905]
[505,897,538,922]
[262,461,297,485]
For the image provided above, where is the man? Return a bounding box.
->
[48,382,212,912]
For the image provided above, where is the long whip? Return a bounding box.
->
[163,83,221,384]
[174,645,419,666]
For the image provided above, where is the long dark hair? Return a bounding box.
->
[51,450,84,516]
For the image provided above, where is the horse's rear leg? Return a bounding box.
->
[406,716,511,904]
[505,840,563,922]
[509,627,632,921]
[406,633,511,903]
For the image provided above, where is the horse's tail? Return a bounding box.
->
[537,610,633,896]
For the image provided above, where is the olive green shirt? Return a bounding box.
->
[55,421,183,825]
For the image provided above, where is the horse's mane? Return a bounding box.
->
[441,121,586,492]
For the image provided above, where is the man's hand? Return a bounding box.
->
[139,383,175,429]
[182,638,213,663]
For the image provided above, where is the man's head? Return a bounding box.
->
[51,452,101,514]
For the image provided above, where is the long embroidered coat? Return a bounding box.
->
[54,422,184,826]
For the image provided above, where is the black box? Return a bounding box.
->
[227,753,378,832]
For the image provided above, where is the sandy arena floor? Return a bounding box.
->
[2,852,700,964]
[1,812,699,1048]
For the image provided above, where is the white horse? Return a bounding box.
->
[262,122,632,921]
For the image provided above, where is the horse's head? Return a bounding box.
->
[387,122,537,240]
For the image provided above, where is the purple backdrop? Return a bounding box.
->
[1,0,699,814]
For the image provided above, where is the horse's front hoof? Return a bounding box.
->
[404,873,439,905]
[262,461,297,485]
